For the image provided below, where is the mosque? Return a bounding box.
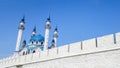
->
[15,16,58,56]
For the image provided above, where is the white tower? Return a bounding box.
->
[15,17,25,54]
[44,17,51,50]
[53,27,58,47]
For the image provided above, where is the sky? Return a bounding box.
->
[0,0,120,58]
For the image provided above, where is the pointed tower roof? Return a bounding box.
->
[54,27,58,32]
[20,16,25,23]
[22,40,26,45]
[47,15,51,22]
[33,26,36,33]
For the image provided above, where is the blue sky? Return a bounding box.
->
[0,0,120,58]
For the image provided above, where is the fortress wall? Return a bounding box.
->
[32,52,40,62]
[69,42,81,53]
[97,34,114,48]
[116,32,120,44]
[22,48,120,68]
[58,45,69,55]
[82,38,96,50]
[0,32,120,68]
[25,53,33,63]
[48,48,58,59]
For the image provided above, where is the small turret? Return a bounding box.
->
[22,40,26,49]
[53,27,58,47]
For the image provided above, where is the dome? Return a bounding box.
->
[30,35,44,42]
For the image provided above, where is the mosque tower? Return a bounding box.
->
[44,17,51,50]
[53,27,58,47]
[15,17,25,54]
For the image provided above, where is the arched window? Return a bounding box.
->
[23,51,25,55]
[33,50,35,53]
[41,42,43,45]
[36,41,38,44]
[32,41,34,44]
[25,51,27,55]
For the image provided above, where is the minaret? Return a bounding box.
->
[44,17,51,50]
[53,27,58,47]
[15,17,25,54]
[31,26,36,37]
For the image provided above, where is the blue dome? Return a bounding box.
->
[30,35,44,42]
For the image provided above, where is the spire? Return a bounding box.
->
[33,26,36,33]
[53,27,58,38]
[22,40,26,49]
[47,15,50,21]
[21,16,25,23]
[19,16,25,30]
[31,26,36,37]
[47,12,51,21]
[51,39,55,48]
[45,15,51,29]
[54,27,58,32]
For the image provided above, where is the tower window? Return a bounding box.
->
[33,50,35,53]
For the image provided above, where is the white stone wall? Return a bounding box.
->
[0,32,120,68]
[22,49,120,68]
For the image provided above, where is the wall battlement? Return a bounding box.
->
[0,32,120,68]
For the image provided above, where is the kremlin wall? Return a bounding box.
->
[0,32,120,68]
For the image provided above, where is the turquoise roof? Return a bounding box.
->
[30,35,44,42]
[26,45,36,50]
[26,45,44,51]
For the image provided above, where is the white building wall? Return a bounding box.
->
[22,49,120,68]
[1,32,120,68]
[116,32,120,44]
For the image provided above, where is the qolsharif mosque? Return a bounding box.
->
[0,17,120,68]
[15,17,58,56]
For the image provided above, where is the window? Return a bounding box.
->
[33,50,35,53]
[41,42,43,45]
[32,41,33,44]
[23,51,25,55]
[36,41,38,44]
[28,50,30,54]
[25,51,27,55]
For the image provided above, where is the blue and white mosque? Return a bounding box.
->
[15,17,58,56]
